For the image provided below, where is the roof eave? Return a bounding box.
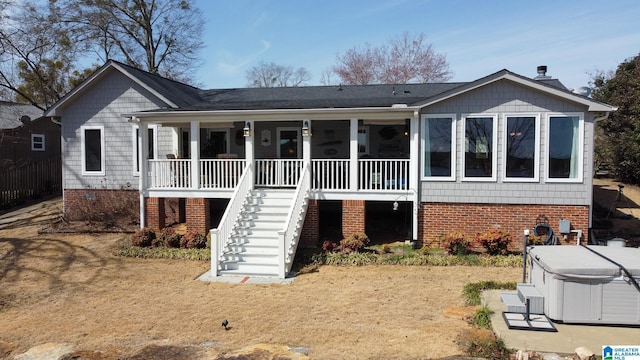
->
[124,106,421,122]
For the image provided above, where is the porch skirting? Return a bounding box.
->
[418,203,590,248]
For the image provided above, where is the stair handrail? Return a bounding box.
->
[209,162,253,277]
[277,162,311,278]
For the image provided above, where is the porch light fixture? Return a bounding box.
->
[393,201,399,211]
[302,120,311,137]
[243,122,251,137]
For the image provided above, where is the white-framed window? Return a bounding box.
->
[421,114,456,181]
[503,114,540,182]
[31,134,45,151]
[546,113,584,182]
[357,126,369,156]
[81,125,105,175]
[462,114,498,181]
[133,125,158,175]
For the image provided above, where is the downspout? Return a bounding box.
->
[589,111,611,241]
[410,110,420,242]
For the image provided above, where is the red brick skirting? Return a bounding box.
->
[300,199,319,247]
[342,199,365,238]
[418,202,589,248]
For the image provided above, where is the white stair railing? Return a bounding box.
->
[278,162,311,278]
[209,163,253,276]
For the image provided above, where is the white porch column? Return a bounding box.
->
[349,118,359,191]
[244,120,254,163]
[302,119,311,164]
[138,120,148,229]
[190,120,200,189]
[409,111,420,241]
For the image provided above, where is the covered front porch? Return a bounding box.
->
[133,109,420,278]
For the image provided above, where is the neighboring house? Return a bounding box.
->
[44,60,616,278]
[0,102,55,168]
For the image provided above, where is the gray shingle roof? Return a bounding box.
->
[0,102,43,130]
[181,82,466,111]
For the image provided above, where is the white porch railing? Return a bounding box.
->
[279,162,311,278]
[311,159,350,190]
[358,159,410,191]
[200,159,246,189]
[147,158,409,191]
[255,159,303,187]
[209,163,253,277]
[148,159,191,188]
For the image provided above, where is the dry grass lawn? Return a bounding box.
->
[0,198,519,359]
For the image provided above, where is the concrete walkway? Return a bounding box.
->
[197,270,295,285]
[484,290,640,355]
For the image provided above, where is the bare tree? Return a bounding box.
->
[333,32,452,85]
[0,1,75,109]
[51,0,205,82]
[246,61,311,87]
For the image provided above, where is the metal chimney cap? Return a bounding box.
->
[537,65,547,76]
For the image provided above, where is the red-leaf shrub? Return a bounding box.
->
[180,230,207,249]
[443,231,472,255]
[153,227,181,248]
[475,228,512,255]
[339,233,370,253]
[131,227,155,247]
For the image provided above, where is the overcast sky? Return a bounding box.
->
[193,0,640,91]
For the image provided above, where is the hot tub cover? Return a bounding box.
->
[528,245,640,278]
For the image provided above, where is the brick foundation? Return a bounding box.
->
[342,199,365,237]
[145,197,165,230]
[186,198,210,233]
[418,202,590,248]
[63,189,139,223]
[300,199,319,247]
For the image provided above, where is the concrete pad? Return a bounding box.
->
[197,270,294,285]
[484,290,640,354]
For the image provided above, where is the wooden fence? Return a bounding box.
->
[0,158,62,209]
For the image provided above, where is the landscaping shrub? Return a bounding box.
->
[475,228,512,255]
[339,232,370,253]
[322,240,337,253]
[472,305,494,329]
[153,227,181,248]
[180,230,208,249]
[130,227,155,247]
[442,231,472,255]
[458,329,511,359]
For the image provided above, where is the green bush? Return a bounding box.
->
[130,227,156,247]
[180,230,207,249]
[462,281,517,306]
[339,232,370,253]
[472,305,494,329]
[475,228,512,255]
[442,231,472,255]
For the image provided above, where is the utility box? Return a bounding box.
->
[558,219,571,234]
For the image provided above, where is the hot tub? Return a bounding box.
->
[528,245,640,325]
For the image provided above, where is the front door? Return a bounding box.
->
[277,127,301,159]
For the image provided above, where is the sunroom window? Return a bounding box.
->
[547,115,583,181]
[463,116,496,180]
[422,115,455,180]
[504,116,538,180]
